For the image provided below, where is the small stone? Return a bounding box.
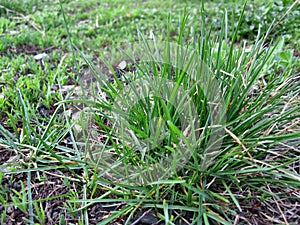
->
[34,53,48,61]
[7,206,13,213]
[117,60,127,70]
[52,211,58,219]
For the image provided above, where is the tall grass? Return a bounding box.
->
[0,1,299,224]
[68,2,300,224]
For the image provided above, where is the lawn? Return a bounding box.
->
[0,0,299,224]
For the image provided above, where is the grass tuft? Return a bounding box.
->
[0,0,299,224]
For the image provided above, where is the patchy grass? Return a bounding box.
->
[0,0,299,224]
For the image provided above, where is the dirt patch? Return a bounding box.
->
[0,166,128,224]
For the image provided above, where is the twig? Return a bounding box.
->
[266,184,290,225]
[129,206,151,225]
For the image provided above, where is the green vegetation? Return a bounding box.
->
[0,0,299,224]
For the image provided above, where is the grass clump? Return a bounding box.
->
[0,0,299,224]
[70,2,299,224]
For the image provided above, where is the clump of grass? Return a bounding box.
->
[0,0,299,224]
[67,1,300,224]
